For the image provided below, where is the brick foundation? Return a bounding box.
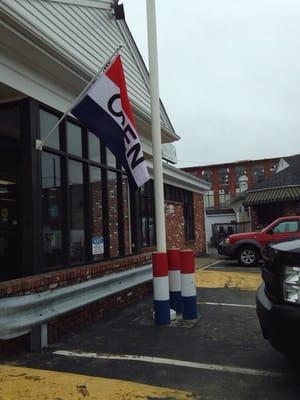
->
[0,253,152,356]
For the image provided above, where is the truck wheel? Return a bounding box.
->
[237,246,259,267]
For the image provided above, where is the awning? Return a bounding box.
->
[244,186,300,205]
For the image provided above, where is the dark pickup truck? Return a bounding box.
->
[256,238,300,360]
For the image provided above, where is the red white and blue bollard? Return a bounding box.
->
[167,248,182,313]
[152,252,171,325]
[180,249,198,320]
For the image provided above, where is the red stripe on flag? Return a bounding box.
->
[106,55,136,128]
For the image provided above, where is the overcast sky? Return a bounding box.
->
[123,0,300,167]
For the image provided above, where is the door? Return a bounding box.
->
[0,178,19,281]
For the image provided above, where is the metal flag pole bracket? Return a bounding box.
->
[35,44,123,152]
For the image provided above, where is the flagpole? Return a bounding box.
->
[36,45,123,150]
[146,0,166,252]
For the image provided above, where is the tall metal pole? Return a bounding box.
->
[146,0,166,252]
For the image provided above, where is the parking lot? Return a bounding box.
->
[2,257,300,399]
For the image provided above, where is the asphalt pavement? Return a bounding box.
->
[2,256,300,399]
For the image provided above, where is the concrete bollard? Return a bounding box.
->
[180,249,198,320]
[167,248,182,313]
[152,252,170,325]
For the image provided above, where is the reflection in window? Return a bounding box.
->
[69,160,85,264]
[90,166,104,261]
[140,180,155,247]
[122,175,131,255]
[67,122,82,157]
[40,110,59,149]
[88,132,101,163]
[106,148,116,168]
[41,152,63,267]
[273,221,298,233]
[108,171,119,257]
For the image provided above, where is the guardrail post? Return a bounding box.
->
[180,249,198,320]
[30,324,48,352]
[167,248,182,313]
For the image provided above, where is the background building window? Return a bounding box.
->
[201,169,212,183]
[219,188,230,208]
[204,190,215,209]
[236,166,247,184]
[252,164,264,183]
[219,168,229,185]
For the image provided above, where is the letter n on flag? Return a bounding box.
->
[71,53,150,191]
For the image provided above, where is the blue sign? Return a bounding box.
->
[92,236,104,255]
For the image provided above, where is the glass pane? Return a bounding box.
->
[107,171,119,257]
[40,110,59,149]
[41,152,63,267]
[88,131,101,162]
[69,160,85,263]
[122,175,131,255]
[67,122,82,157]
[106,148,116,168]
[90,166,104,261]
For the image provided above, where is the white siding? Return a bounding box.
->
[1,0,173,132]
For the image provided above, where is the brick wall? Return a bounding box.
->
[164,193,206,255]
[165,201,185,248]
[193,193,206,254]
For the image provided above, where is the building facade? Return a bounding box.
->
[183,157,279,246]
[243,154,300,230]
[0,0,209,352]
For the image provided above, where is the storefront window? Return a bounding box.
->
[108,171,119,257]
[67,122,82,157]
[122,175,131,255]
[90,166,104,261]
[69,160,85,264]
[140,180,155,247]
[40,109,60,149]
[38,107,131,270]
[41,152,63,267]
[106,148,116,168]
[88,131,101,163]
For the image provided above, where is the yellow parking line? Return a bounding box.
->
[0,364,196,400]
[195,269,262,291]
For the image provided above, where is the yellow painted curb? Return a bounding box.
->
[195,270,262,291]
[0,364,197,400]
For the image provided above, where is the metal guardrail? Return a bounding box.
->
[0,264,152,349]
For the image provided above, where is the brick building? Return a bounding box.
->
[0,0,209,352]
[183,157,279,246]
[244,154,300,229]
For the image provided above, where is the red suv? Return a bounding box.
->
[218,216,300,266]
